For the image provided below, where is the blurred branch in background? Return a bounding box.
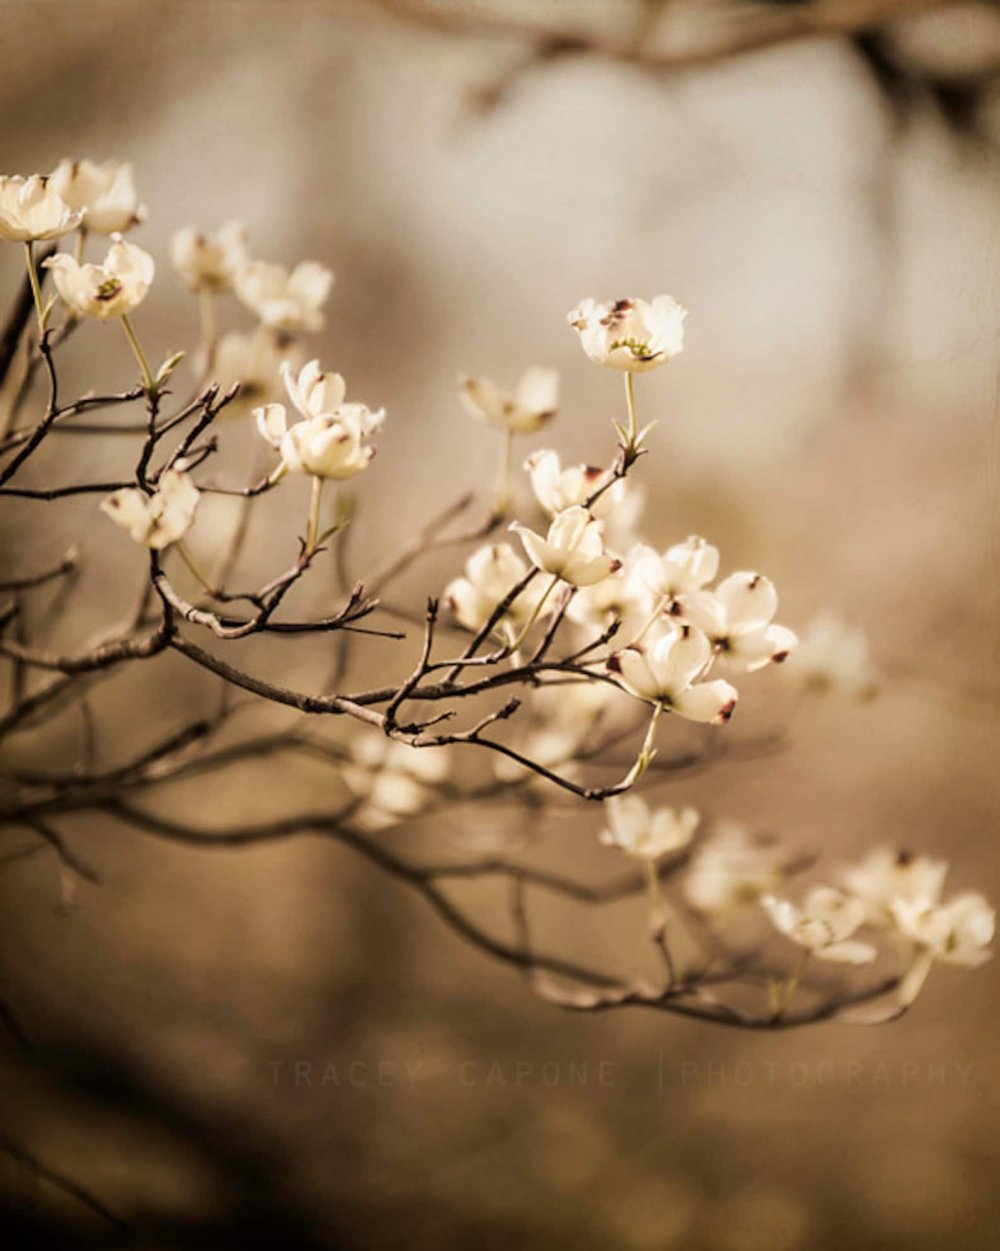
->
[380,0,1000,137]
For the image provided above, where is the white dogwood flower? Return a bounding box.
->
[601,796,699,861]
[281,359,384,434]
[170,220,247,293]
[254,403,374,480]
[235,259,333,332]
[607,623,738,723]
[893,894,994,967]
[443,543,539,636]
[632,536,720,602]
[790,612,876,699]
[568,296,686,372]
[684,823,787,914]
[510,506,616,588]
[839,847,948,926]
[893,892,994,1004]
[684,572,797,674]
[523,449,624,520]
[44,235,154,319]
[460,368,558,434]
[0,174,84,242]
[762,887,877,964]
[565,549,654,647]
[49,159,145,235]
[211,330,303,406]
[100,470,198,550]
[344,736,451,830]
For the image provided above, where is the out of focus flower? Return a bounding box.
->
[100,470,198,550]
[235,259,332,332]
[344,736,451,830]
[170,220,247,293]
[893,894,994,968]
[524,449,623,520]
[608,623,738,724]
[684,823,787,914]
[633,536,719,603]
[511,506,616,588]
[762,887,877,964]
[568,296,686,372]
[565,549,654,647]
[0,174,83,242]
[601,795,699,861]
[443,543,539,637]
[211,330,303,406]
[49,159,145,235]
[893,892,994,1004]
[790,612,876,699]
[460,368,558,434]
[684,572,797,674]
[839,846,948,926]
[44,235,154,319]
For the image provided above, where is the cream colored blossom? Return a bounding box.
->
[49,159,145,235]
[510,506,616,588]
[235,259,332,332]
[210,330,303,407]
[601,795,699,861]
[460,368,558,434]
[683,823,787,914]
[683,572,797,674]
[762,887,877,964]
[0,174,83,242]
[568,296,686,372]
[44,235,154,319]
[523,449,623,520]
[100,470,198,550]
[170,220,247,293]
[565,548,654,647]
[343,736,450,830]
[443,543,540,636]
[893,892,994,1005]
[281,360,384,434]
[608,622,738,724]
[790,612,876,699]
[839,846,948,926]
[632,535,719,602]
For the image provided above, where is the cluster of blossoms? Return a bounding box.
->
[2,159,991,1024]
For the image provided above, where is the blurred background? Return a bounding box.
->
[0,0,998,1247]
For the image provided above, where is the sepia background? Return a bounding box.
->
[1,0,998,1247]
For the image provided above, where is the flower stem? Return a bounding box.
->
[494,425,514,517]
[176,541,219,597]
[776,949,810,1019]
[305,474,325,554]
[23,242,46,334]
[120,315,155,394]
[624,371,638,447]
[74,227,88,266]
[505,572,560,652]
[621,699,663,788]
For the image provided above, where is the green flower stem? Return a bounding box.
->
[776,949,810,1019]
[621,699,663,789]
[120,315,156,394]
[305,474,326,554]
[176,541,219,597]
[505,572,561,653]
[23,242,46,334]
[624,371,638,447]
